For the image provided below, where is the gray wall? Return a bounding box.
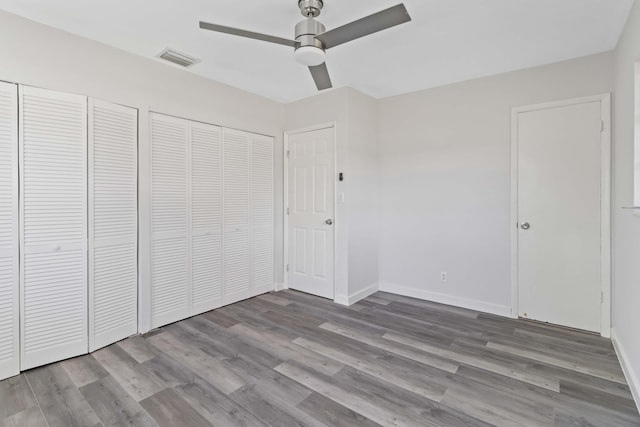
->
[283,88,380,304]
[377,53,614,315]
[612,0,640,405]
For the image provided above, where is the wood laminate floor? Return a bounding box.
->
[0,290,638,427]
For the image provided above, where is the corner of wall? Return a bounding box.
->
[335,282,379,306]
[611,328,640,412]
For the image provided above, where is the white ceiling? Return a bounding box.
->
[0,0,634,102]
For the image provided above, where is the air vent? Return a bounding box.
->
[157,48,200,68]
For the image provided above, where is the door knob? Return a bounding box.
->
[325,219,333,225]
[520,222,530,230]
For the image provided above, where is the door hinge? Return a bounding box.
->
[286,150,290,158]
[601,120,605,132]
[286,207,290,215]
[286,264,289,272]
[601,290,604,303]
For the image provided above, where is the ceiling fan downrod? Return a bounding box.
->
[298,0,323,18]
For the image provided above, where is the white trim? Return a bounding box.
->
[611,328,640,413]
[88,97,96,350]
[284,122,336,137]
[283,134,288,290]
[600,94,612,338]
[0,81,19,380]
[274,282,286,292]
[335,283,379,306]
[137,109,152,334]
[283,122,337,298]
[379,282,512,317]
[634,62,640,216]
[510,93,612,337]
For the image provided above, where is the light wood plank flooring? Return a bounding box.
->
[0,290,638,427]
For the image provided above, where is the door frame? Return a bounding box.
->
[510,94,611,337]
[283,122,337,298]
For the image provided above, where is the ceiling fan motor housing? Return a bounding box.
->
[295,18,326,49]
[294,18,326,66]
[298,0,323,17]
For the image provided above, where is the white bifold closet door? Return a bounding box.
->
[222,129,274,305]
[89,100,138,352]
[222,129,252,305]
[150,114,224,327]
[250,134,275,296]
[190,121,223,315]
[150,113,190,328]
[151,114,273,327]
[19,86,88,370]
[0,82,19,380]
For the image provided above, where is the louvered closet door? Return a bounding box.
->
[89,100,138,351]
[19,86,88,370]
[150,113,189,328]
[190,121,223,315]
[251,134,274,295]
[0,82,19,380]
[222,129,251,305]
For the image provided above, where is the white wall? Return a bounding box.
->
[0,10,285,332]
[612,0,640,407]
[284,89,350,301]
[378,53,614,316]
[284,87,380,304]
[346,90,379,302]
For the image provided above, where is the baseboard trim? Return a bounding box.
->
[274,282,287,292]
[611,328,640,412]
[334,283,379,306]
[378,282,512,317]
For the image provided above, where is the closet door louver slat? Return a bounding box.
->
[89,99,138,352]
[0,82,19,380]
[190,121,223,315]
[150,113,189,328]
[19,86,88,370]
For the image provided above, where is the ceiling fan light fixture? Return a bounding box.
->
[294,45,326,66]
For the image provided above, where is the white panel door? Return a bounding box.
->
[222,128,251,305]
[19,86,88,369]
[0,82,19,380]
[251,134,274,296]
[517,101,602,332]
[150,113,190,328]
[190,121,223,315]
[89,99,138,351]
[287,127,335,299]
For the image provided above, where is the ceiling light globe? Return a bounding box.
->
[294,46,325,66]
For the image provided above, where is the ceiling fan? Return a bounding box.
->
[199,1,412,91]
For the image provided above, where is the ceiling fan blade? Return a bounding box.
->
[315,4,411,49]
[309,63,332,91]
[199,21,297,47]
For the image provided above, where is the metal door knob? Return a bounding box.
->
[520,222,530,230]
[325,219,333,225]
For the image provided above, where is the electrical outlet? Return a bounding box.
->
[440,272,448,283]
